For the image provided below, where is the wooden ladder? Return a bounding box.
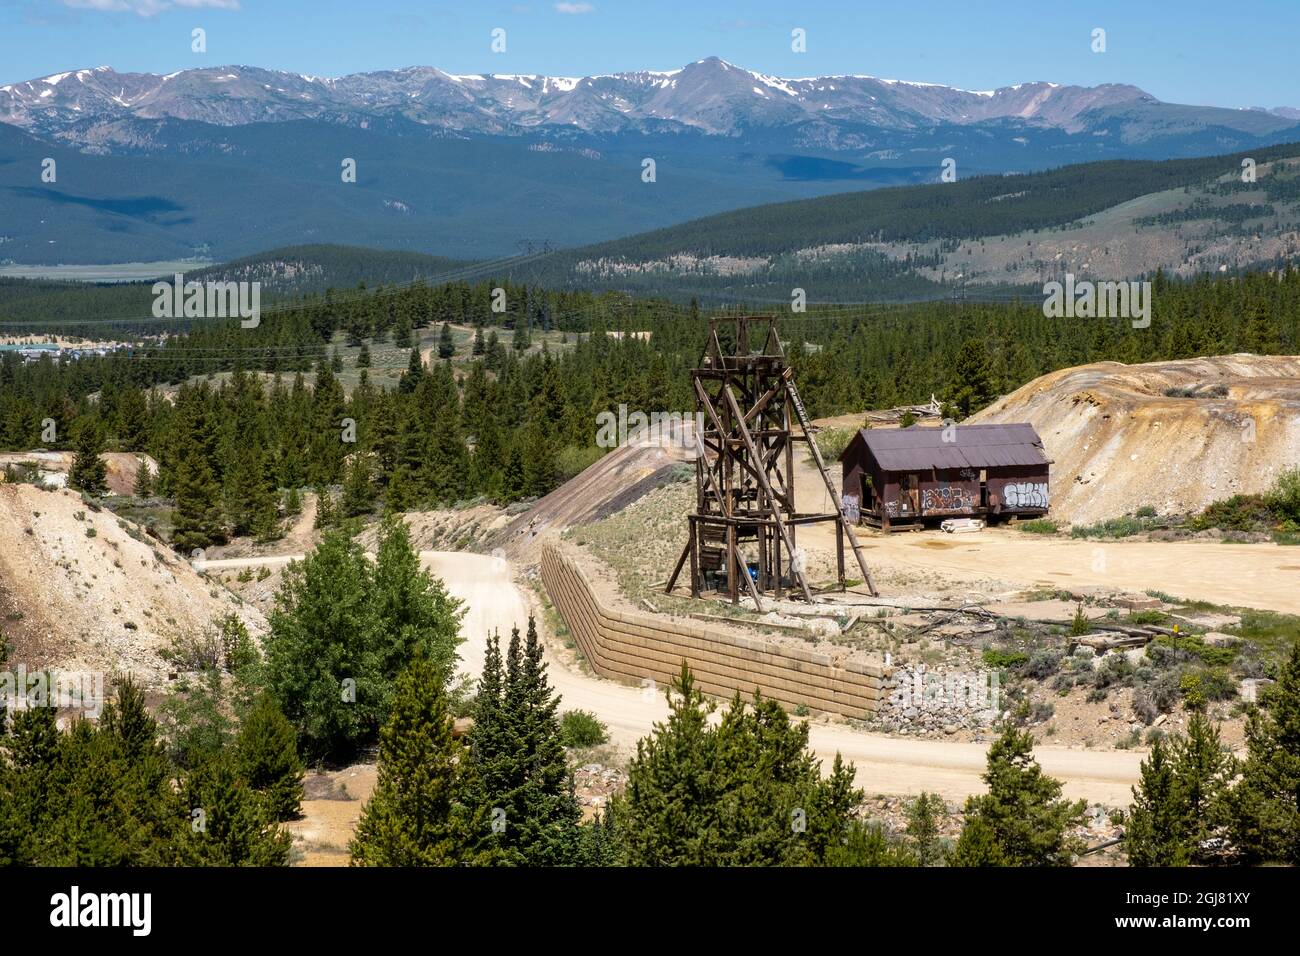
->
[784,375,879,597]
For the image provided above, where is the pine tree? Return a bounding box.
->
[172,445,225,552]
[341,453,376,517]
[906,791,946,866]
[349,655,493,866]
[438,322,455,360]
[955,725,1086,866]
[67,420,107,495]
[224,438,279,540]
[356,342,371,369]
[394,316,413,350]
[470,618,581,865]
[399,347,424,394]
[949,815,1006,867]
[178,754,292,866]
[512,319,531,353]
[235,695,304,822]
[949,338,997,418]
[1124,736,1190,866]
[1170,707,1229,861]
[472,325,485,356]
[1225,642,1300,864]
[133,455,154,497]
[612,663,861,866]
[330,347,343,373]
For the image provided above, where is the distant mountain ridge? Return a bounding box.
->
[5,58,1300,265]
[3,58,1295,146]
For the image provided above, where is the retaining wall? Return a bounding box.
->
[540,543,886,719]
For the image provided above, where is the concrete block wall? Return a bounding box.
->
[540,543,886,719]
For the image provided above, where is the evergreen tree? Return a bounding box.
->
[1225,642,1300,864]
[133,456,154,497]
[470,618,581,865]
[398,347,424,394]
[235,695,305,822]
[472,325,485,356]
[172,445,225,552]
[356,342,371,369]
[349,655,494,866]
[41,679,183,866]
[949,814,1006,867]
[393,316,413,350]
[178,754,291,866]
[438,322,455,360]
[954,725,1086,866]
[224,438,279,540]
[1124,736,1190,866]
[512,319,531,353]
[1170,708,1229,861]
[67,420,107,495]
[906,791,946,866]
[612,663,861,866]
[826,820,917,866]
[341,453,376,517]
[949,338,997,418]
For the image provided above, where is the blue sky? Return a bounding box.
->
[3,0,1297,108]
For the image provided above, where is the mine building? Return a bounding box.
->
[838,423,1049,530]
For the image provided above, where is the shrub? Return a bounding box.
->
[1092,654,1135,689]
[813,427,856,463]
[1133,670,1182,723]
[1269,466,1300,524]
[1135,505,1157,518]
[559,709,609,748]
[1018,519,1059,535]
[982,648,1029,670]
[1151,633,1237,668]
[1024,649,1065,679]
[554,444,604,482]
[1179,667,1235,707]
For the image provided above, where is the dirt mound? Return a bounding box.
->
[0,451,156,496]
[492,432,694,562]
[970,354,1300,524]
[0,483,265,684]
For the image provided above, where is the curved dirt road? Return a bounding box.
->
[207,550,1143,804]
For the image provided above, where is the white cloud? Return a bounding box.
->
[554,2,594,13]
[61,0,242,16]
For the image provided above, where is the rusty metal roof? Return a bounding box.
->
[842,423,1048,472]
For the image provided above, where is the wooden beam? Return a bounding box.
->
[720,383,814,603]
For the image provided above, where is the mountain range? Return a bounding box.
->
[4,57,1298,146]
[3,57,1300,264]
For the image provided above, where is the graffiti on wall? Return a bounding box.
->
[921,485,975,513]
[842,493,861,523]
[1003,482,1049,509]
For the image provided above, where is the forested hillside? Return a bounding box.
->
[2,265,1299,550]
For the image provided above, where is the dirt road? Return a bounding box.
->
[864,532,1300,614]
[208,549,1143,804]
[792,455,1300,614]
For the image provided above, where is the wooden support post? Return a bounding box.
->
[836,519,845,591]
[719,384,813,603]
